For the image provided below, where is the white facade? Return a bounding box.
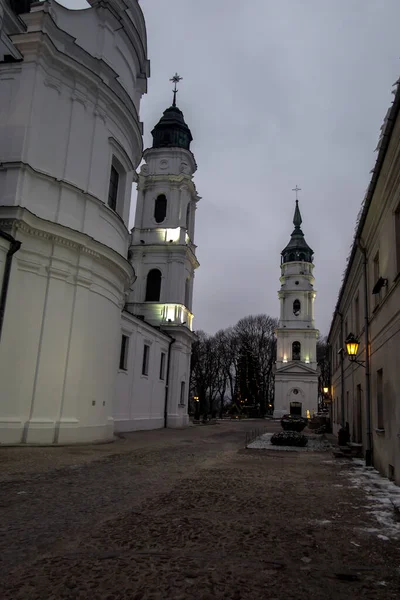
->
[273,203,319,419]
[0,1,199,443]
[122,133,200,429]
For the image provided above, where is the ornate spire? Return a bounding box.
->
[281,190,313,264]
[293,199,302,228]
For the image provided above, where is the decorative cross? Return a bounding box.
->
[292,185,301,201]
[170,72,182,106]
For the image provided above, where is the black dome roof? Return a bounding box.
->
[151,105,193,150]
[281,200,314,264]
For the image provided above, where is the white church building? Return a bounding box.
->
[273,198,319,419]
[0,0,199,444]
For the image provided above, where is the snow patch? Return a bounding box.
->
[247,433,332,452]
[345,461,400,540]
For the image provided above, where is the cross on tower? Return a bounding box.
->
[292,185,301,201]
[170,72,182,107]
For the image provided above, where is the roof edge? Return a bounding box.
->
[327,78,400,341]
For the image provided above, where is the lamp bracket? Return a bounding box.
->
[349,356,366,368]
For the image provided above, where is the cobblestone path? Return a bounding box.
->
[0,421,399,599]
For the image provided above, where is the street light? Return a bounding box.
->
[193,396,200,421]
[345,333,365,367]
[323,386,329,395]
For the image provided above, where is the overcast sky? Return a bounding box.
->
[64,1,400,336]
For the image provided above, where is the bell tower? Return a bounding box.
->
[127,74,199,428]
[128,74,200,328]
[273,189,319,419]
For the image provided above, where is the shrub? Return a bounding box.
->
[281,414,308,432]
[271,431,308,447]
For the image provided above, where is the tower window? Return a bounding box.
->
[293,299,301,316]
[154,194,167,223]
[145,269,162,302]
[299,253,305,261]
[292,341,301,360]
[108,165,119,211]
[288,253,295,261]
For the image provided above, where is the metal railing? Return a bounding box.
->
[245,426,269,448]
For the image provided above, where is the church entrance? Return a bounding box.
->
[290,401,302,416]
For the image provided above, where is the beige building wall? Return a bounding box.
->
[328,81,400,485]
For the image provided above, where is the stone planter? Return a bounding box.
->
[281,415,308,432]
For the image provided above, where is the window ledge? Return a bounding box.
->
[118,369,128,374]
[178,403,186,408]
[375,428,385,435]
[141,374,149,379]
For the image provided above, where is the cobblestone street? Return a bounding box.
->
[1,420,399,599]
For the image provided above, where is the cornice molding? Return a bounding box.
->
[0,209,134,285]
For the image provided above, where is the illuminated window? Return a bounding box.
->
[142,344,150,376]
[119,335,129,371]
[154,195,167,223]
[293,299,301,316]
[108,164,119,211]
[292,341,301,360]
[145,269,162,301]
[160,352,166,380]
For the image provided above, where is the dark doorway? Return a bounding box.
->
[290,401,302,416]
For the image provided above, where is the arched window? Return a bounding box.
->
[299,253,305,261]
[293,299,301,316]
[288,253,295,261]
[292,341,301,360]
[145,269,162,301]
[154,195,167,223]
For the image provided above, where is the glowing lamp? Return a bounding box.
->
[323,386,329,395]
[345,333,359,359]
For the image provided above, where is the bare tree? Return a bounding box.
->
[190,314,278,419]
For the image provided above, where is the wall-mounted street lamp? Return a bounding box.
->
[323,386,329,395]
[345,333,365,368]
